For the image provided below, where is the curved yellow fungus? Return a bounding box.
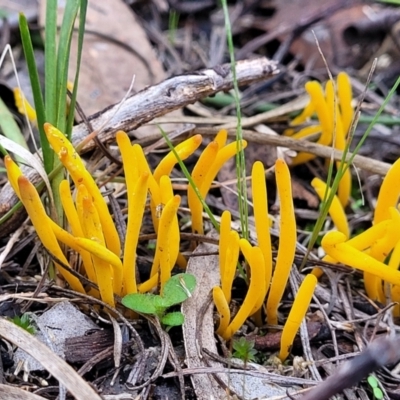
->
[213,286,230,336]
[266,159,297,325]
[321,231,400,287]
[156,195,181,293]
[337,71,354,135]
[292,81,333,165]
[153,135,202,182]
[373,157,400,224]
[188,141,219,235]
[290,125,322,140]
[252,161,272,296]
[290,99,315,126]
[4,155,22,198]
[44,123,121,257]
[311,178,349,239]
[116,131,139,192]
[214,128,228,149]
[78,184,118,305]
[59,180,97,284]
[219,210,232,279]
[222,245,265,340]
[221,231,240,304]
[364,208,400,302]
[279,274,317,361]
[239,239,266,315]
[17,176,85,294]
[200,140,248,199]
[13,88,37,123]
[122,172,149,295]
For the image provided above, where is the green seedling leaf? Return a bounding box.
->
[232,337,257,363]
[162,273,196,307]
[367,375,378,388]
[161,311,185,327]
[373,387,384,400]
[122,293,160,315]
[10,313,36,334]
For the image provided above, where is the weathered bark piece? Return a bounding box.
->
[65,329,114,364]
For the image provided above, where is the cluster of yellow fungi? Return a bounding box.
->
[213,159,318,361]
[5,124,245,308]
[8,70,400,363]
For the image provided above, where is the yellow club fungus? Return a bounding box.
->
[221,231,240,304]
[121,172,149,295]
[17,176,85,294]
[213,286,231,336]
[158,195,181,293]
[222,243,265,340]
[44,123,121,257]
[200,140,248,199]
[311,178,349,239]
[321,231,400,287]
[373,157,400,224]
[4,155,22,198]
[153,135,202,183]
[219,210,232,280]
[389,237,400,316]
[291,81,333,166]
[188,140,219,235]
[363,208,400,302]
[279,274,317,361]
[139,194,181,294]
[251,161,272,296]
[13,88,37,123]
[325,79,351,207]
[59,180,97,284]
[76,184,118,305]
[117,131,150,295]
[266,159,297,325]
[239,239,266,315]
[188,134,247,235]
[337,71,354,135]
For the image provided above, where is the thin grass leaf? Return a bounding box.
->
[220,0,248,239]
[0,97,28,164]
[19,13,51,172]
[44,0,57,126]
[65,0,88,139]
[55,0,80,134]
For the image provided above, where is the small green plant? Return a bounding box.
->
[367,375,384,400]
[232,337,258,365]
[122,273,196,329]
[10,313,36,334]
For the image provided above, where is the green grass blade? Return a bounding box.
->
[65,0,88,139]
[55,0,80,134]
[220,0,249,239]
[44,0,57,126]
[0,97,28,151]
[19,13,51,173]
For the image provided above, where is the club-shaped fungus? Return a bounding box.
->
[279,274,317,361]
[266,159,296,325]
